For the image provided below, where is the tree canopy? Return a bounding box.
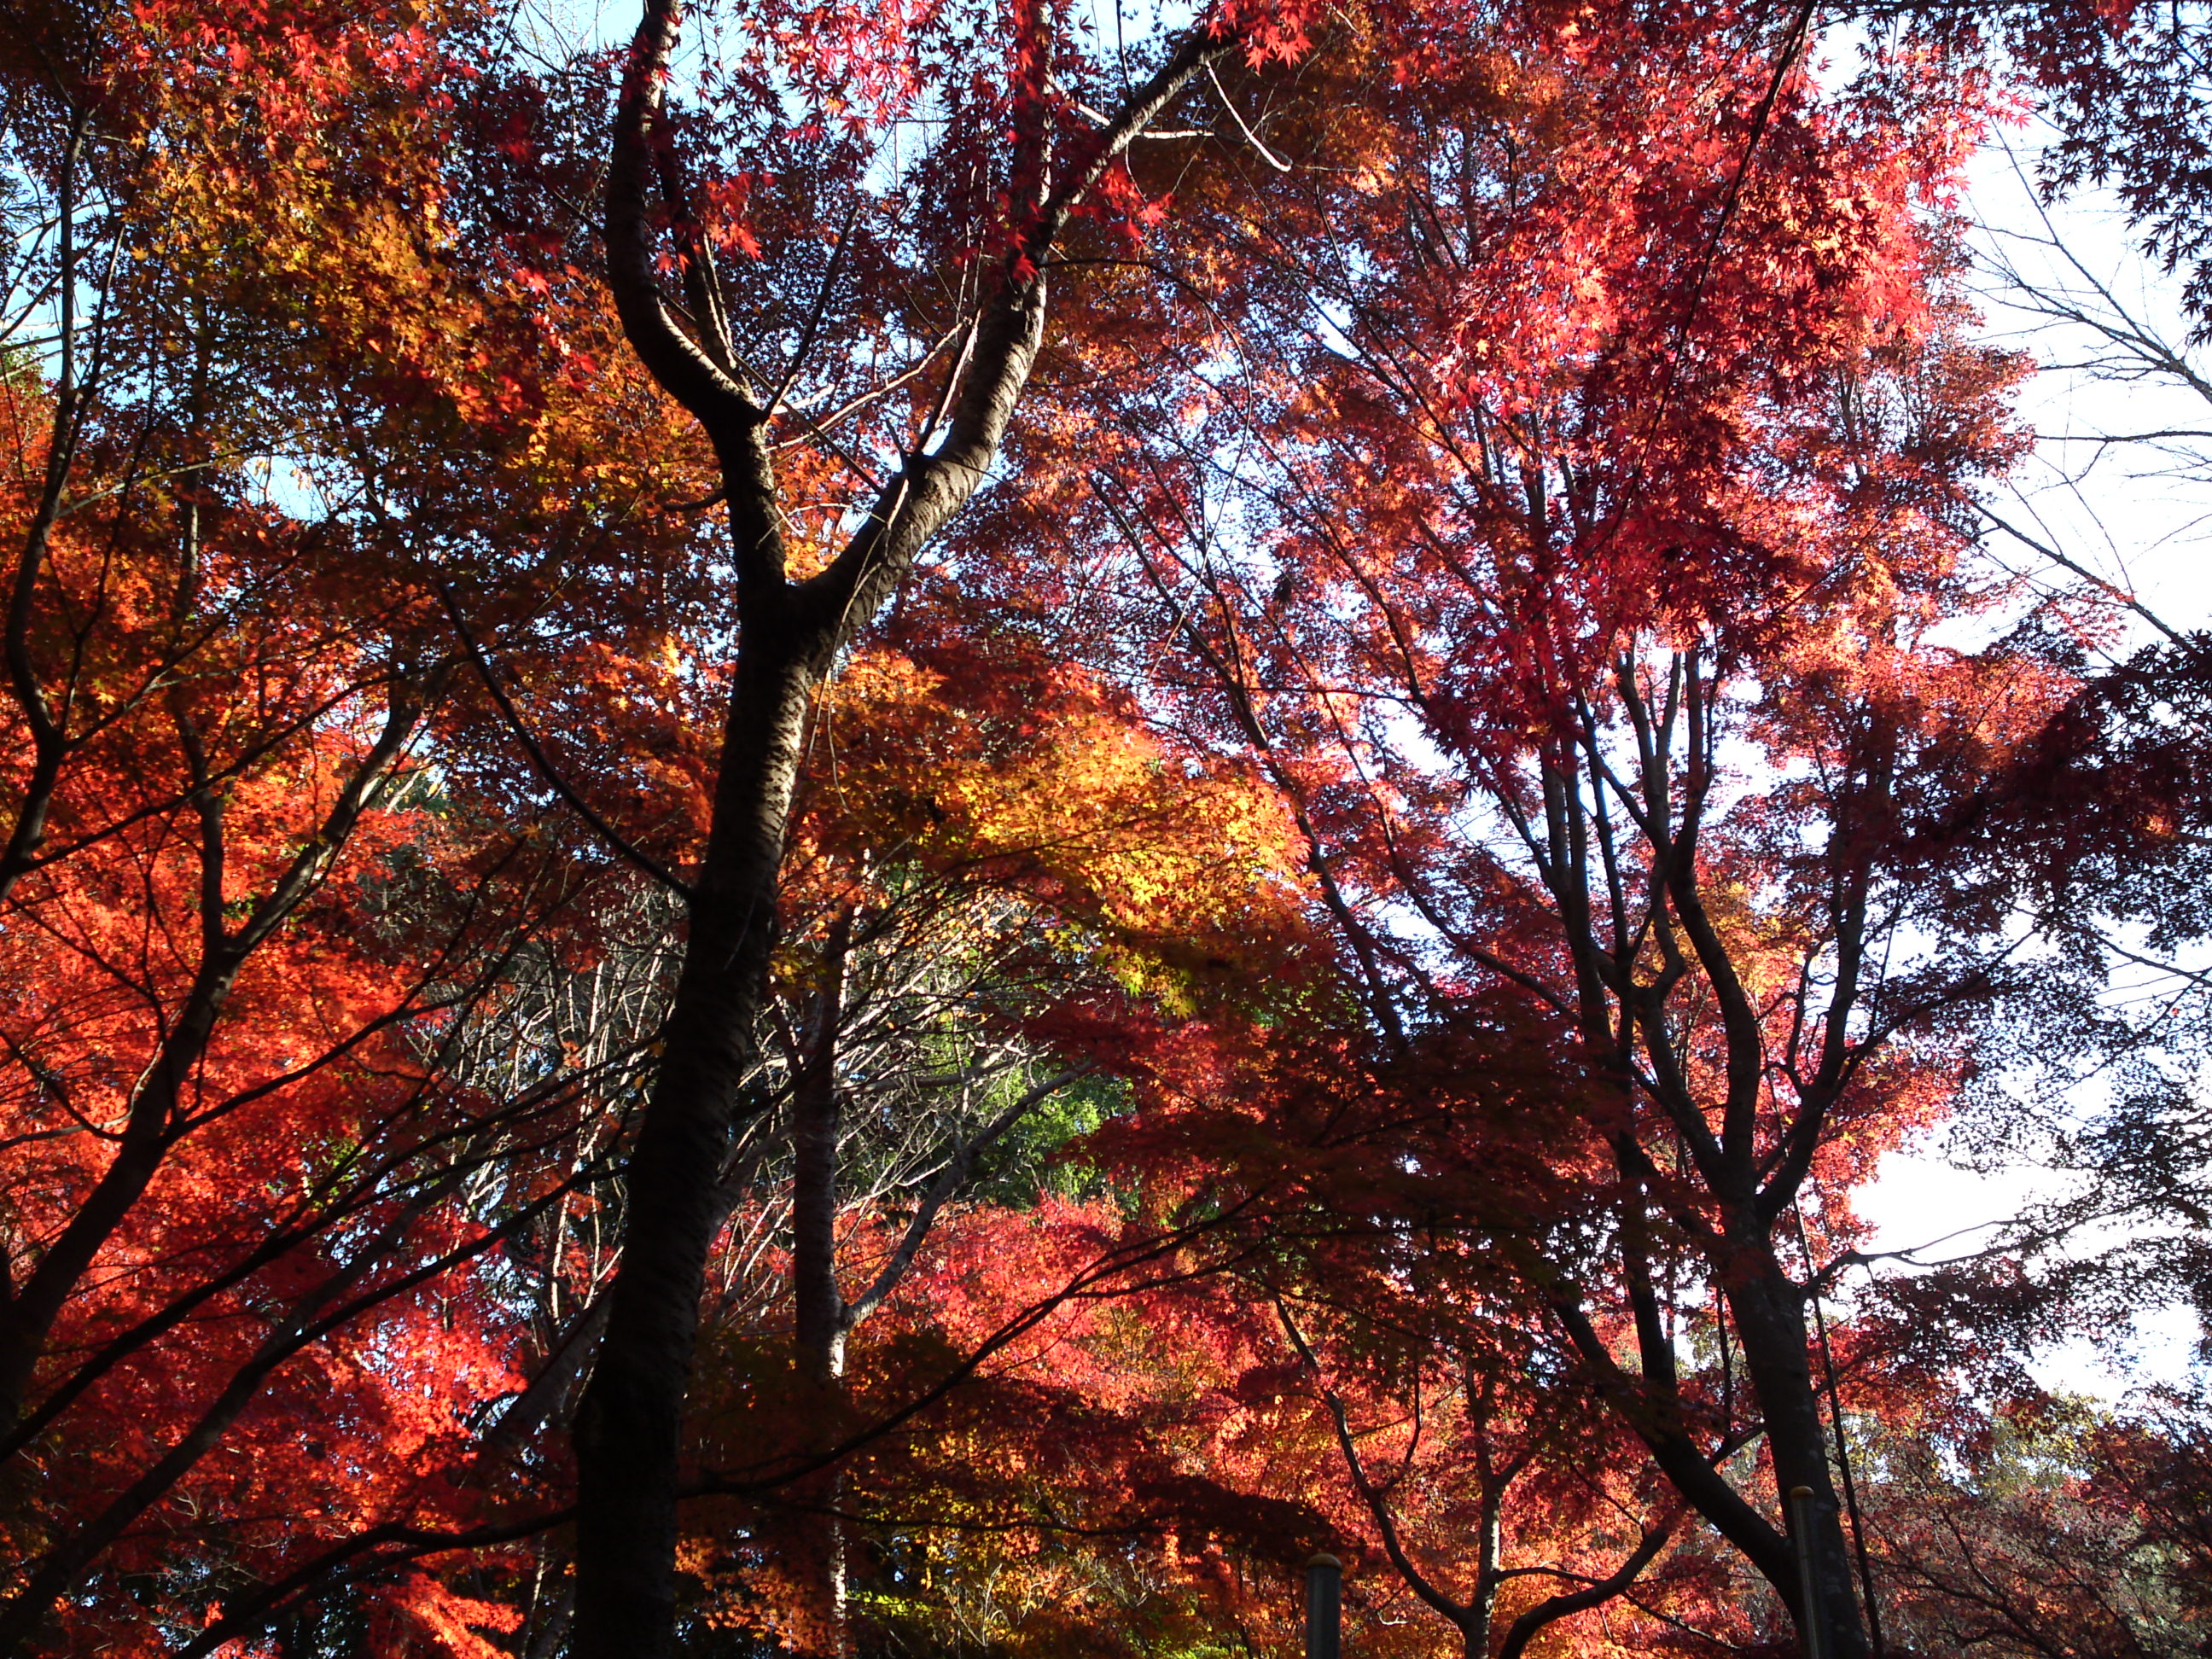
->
[2,1,2209,1656]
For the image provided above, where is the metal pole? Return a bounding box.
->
[1789,1487,1829,1659]
[1305,1553,1342,1659]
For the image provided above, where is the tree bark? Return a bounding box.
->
[793,912,851,1386]
[790,916,851,1655]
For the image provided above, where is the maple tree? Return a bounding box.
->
[1185,1051,1730,1659]
[979,8,2097,1655]
[672,622,1317,1654]
[565,0,1338,1643]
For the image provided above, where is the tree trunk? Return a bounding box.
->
[793,914,850,1386]
[791,917,850,1656]
[572,646,816,1659]
[1726,1249,1869,1659]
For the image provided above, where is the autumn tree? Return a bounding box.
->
[562,0,1348,1647]
[1,0,1330,1641]
[0,0,733,1647]
[987,8,2070,1655]
[1863,1391,2212,1658]
[1266,1217,1714,1658]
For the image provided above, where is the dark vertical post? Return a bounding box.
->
[1789,1487,1829,1659]
[1305,1553,1342,1659]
